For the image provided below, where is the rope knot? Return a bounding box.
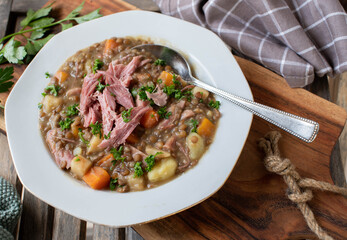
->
[264,156,295,176]
[288,189,313,203]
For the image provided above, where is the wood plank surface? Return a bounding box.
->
[0,0,346,239]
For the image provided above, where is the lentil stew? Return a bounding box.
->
[39,37,221,192]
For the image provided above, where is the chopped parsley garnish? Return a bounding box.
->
[92,59,104,73]
[209,100,221,110]
[134,162,143,177]
[45,72,50,78]
[163,85,192,101]
[38,103,43,109]
[41,92,47,97]
[83,73,87,78]
[172,74,180,86]
[90,121,102,138]
[109,178,118,190]
[138,85,155,101]
[154,59,166,66]
[121,108,133,123]
[66,103,79,116]
[158,106,172,119]
[59,118,74,131]
[144,152,162,172]
[189,119,198,133]
[110,146,126,163]
[74,158,80,162]
[44,85,61,96]
[104,132,111,139]
[78,129,89,145]
[157,79,162,84]
[96,77,109,92]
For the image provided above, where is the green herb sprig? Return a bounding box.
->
[144,152,162,172]
[189,119,198,133]
[59,118,74,130]
[0,1,102,65]
[66,103,79,116]
[209,100,221,110]
[158,106,172,119]
[121,108,133,123]
[90,121,102,138]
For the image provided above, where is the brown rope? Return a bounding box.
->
[258,131,347,240]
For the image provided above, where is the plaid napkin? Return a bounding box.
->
[0,177,22,240]
[154,0,347,87]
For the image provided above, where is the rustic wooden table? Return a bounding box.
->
[0,0,346,239]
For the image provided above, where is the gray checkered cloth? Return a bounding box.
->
[0,177,21,240]
[154,0,347,87]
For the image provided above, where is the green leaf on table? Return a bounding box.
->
[25,34,54,55]
[0,66,14,93]
[30,29,46,40]
[2,38,26,64]
[20,4,53,27]
[29,17,55,28]
[73,9,102,24]
[61,23,73,31]
[65,1,85,19]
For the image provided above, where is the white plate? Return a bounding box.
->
[6,10,253,227]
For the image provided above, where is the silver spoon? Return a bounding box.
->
[132,44,319,143]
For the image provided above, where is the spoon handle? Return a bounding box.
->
[191,78,319,143]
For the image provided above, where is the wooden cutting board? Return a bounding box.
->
[1,0,346,239]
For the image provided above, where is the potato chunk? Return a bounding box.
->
[71,155,92,179]
[87,135,103,154]
[126,175,145,191]
[192,87,209,101]
[186,133,205,160]
[147,157,177,183]
[145,146,170,159]
[42,95,63,113]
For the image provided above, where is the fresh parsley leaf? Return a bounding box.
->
[110,146,126,163]
[73,9,102,24]
[65,1,85,19]
[59,118,74,131]
[154,59,166,66]
[1,38,26,64]
[44,84,60,96]
[38,103,43,109]
[0,66,14,93]
[92,59,104,73]
[109,178,118,190]
[121,108,133,123]
[157,79,162,84]
[190,119,198,133]
[78,129,89,145]
[74,158,80,162]
[144,152,162,172]
[45,72,50,78]
[90,121,102,138]
[163,83,192,101]
[61,23,73,31]
[209,100,221,110]
[25,34,54,56]
[20,4,53,27]
[158,107,172,119]
[29,17,55,29]
[41,92,47,97]
[66,103,79,116]
[134,162,143,177]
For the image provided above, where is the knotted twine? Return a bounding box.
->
[258,131,347,240]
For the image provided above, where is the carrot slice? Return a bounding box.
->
[140,109,159,128]
[82,166,110,190]
[158,71,173,86]
[126,133,140,144]
[104,39,119,54]
[97,153,114,166]
[197,118,215,138]
[55,71,68,83]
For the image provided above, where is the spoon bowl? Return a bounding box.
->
[133,44,319,143]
